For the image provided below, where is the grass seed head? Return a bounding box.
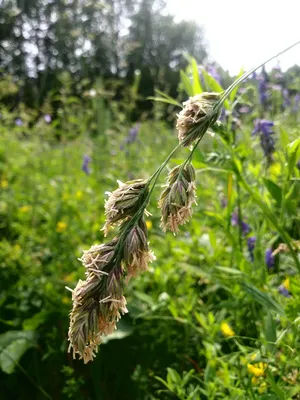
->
[176,92,221,147]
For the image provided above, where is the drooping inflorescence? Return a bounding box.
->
[158,163,197,233]
[68,180,155,362]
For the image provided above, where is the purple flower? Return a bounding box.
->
[278,285,291,298]
[206,64,222,84]
[220,198,227,208]
[297,160,300,170]
[258,79,268,105]
[252,119,275,162]
[247,236,256,262]
[265,248,274,268]
[82,155,91,175]
[282,89,290,108]
[231,212,251,236]
[44,114,52,124]
[293,94,300,112]
[126,123,140,144]
[272,65,283,80]
[252,119,274,136]
[238,105,251,114]
[15,118,23,126]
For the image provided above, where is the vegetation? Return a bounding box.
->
[0,2,300,399]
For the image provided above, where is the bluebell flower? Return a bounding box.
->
[265,248,274,268]
[82,155,91,175]
[247,236,256,261]
[15,118,23,126]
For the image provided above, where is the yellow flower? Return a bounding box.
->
[258,382,267,394]
[0,179,8,188]
[146,220,152,230]
[19,205,31,213]
[221,322,235,337]
[283,277,290,290]
[247,362,267,377]
[76,190,83,199]
[56,221,67,233]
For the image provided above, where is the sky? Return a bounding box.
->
[167,0,300,75]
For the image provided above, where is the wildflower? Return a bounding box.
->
[247,236,256,262]
[158,163,197,233]
[123,218,156,278]
[126,123,140,145]
[15,118,23,126]
[220,322,235,337]
[247,362,267,377]
[82,155,91,175]
[283,277,290,290]
[56,221,67,233]
[103,179,148,235]
[258,78,268,106]
[293,93,300,112]
[278,279,291,298]
[206,64,222,84]
[265,248,274,268]
[231,212,251,236]
[252,119,275,163]
[0,179,8,188]
[176,92,221,147]
[297,160,300,170]
[19,205,31,213]
[282,89,290,108]
[258,382,267,394]
[146,220,152,230]
[44,114,52,123]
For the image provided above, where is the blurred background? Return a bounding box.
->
[0,1,300,399]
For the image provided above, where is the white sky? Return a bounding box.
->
[167,0,300,75]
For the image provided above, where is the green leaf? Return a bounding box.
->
[239,282,285,315]
[190,57,202,94]
[287,138,300,175]
[201,69,229,109]
[229,67,245,103]
[147,89,182,108]
[180,70,194,97]
[263,178,282,206]
[264,312,277,352]
[267,375,286,400]
[214,266,244,276]
[0,331,36,374]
